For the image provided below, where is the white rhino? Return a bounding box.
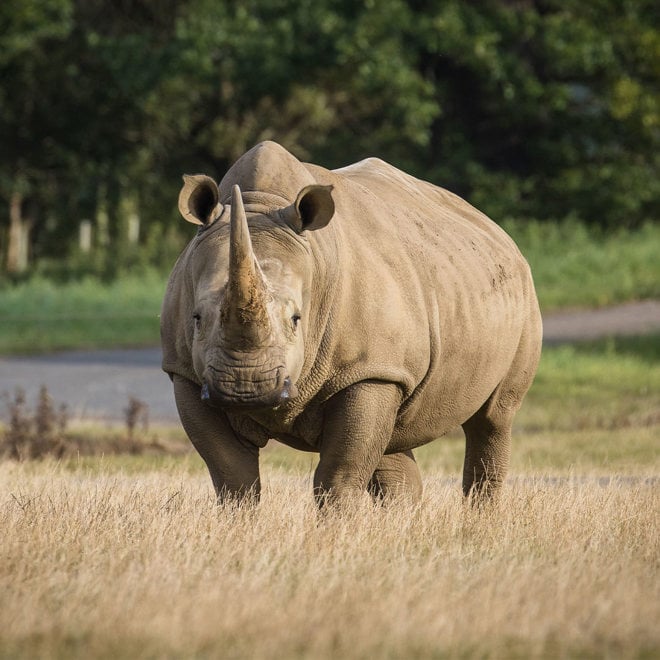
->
[161,141,542,505]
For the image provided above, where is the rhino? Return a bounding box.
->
[161,141,542,505]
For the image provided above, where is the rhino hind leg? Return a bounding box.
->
[461,395,514,500]
[461,321,541,500]
[368,450,423,503]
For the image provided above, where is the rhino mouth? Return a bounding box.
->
[201,364,298,408]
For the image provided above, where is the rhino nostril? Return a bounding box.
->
[281,376,299,400]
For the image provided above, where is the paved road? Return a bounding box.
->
[1,301,658,424]
[0,348,178,424]
[541,299,660,343]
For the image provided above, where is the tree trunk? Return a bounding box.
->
[6,190,32,275]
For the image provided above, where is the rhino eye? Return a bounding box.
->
[192,312,202,331]
[291,313,301,330]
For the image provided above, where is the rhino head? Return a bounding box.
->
[177,174,334,409]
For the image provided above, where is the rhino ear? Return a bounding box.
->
[178,174,221,226]
[291,184,335,232]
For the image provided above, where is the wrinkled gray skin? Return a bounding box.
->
[161,141,542,506]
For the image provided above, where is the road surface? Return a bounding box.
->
[1,301,658,424]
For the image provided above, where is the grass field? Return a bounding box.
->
[1,220,659,353]
[1,465,657,660]
[1,334,658,658]
[0,270,165,354]
[503,219,660,311]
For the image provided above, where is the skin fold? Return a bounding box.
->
[161,141,542,507]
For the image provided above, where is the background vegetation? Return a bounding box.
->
[1,0,658,279]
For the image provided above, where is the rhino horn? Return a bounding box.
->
[220,185,272,347]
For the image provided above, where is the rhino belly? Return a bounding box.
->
[387,317,523,452]
[387,374,501,452]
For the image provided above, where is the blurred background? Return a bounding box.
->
[0,0,658,354]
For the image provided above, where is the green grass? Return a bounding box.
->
[0,270,165,354]
[504,219,660,310]
[0,221,659,354]
[520,334,660,430]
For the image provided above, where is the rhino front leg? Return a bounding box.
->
[368,450,423,503]
[173,375,261,503]
[314,381,402,507]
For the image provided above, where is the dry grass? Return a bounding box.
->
[1,337,658,658]
[1,387,191,462]
[1,461,657,659]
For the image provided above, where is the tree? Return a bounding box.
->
[0,0,74,273]
[407,0,660,226]
[1,0,657,277]
[0,0,184,275]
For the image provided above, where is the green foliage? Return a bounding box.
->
[1,0,658,278]
[412,0,660,227]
